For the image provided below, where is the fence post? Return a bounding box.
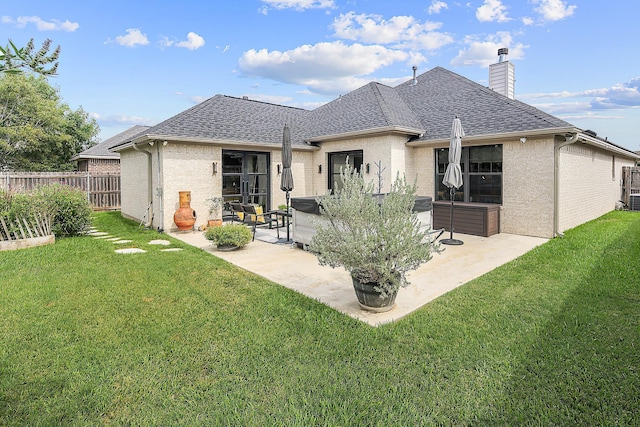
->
[86,172,91,203]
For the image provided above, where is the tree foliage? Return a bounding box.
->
[0,38,60,75]
[0,73,100,171]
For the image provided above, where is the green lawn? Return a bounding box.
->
[1,211,638,426]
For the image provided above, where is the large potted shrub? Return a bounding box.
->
[310,164,439,312]
[204,223,252,251]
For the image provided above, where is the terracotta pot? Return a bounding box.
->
[174,191,197,231]
[208,219,223,228]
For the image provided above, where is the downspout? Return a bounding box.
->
[155,142,165,233]
[554,132,579,237]
[132,141,154,228]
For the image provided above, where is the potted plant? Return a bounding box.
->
[310,164,439,312]
[204,224,252,251]
[207,196,224,228]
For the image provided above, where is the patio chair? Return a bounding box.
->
[229,203,245,224]
[242,204,279,241]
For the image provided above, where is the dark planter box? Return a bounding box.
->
[433,201,500,237]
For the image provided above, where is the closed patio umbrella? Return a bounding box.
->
[280,124,294,241]
[441,116,465,245]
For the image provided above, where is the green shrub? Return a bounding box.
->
[204,224,252,248]
[34,184,92,237]
[1,184,91,237]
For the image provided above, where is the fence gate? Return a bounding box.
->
[2,172,121,211]
[622,166,640,207]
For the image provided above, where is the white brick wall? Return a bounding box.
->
[558,144,635,233]
[121,136,637,238]
[120,149,151,224]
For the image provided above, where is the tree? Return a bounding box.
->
[0,38,60,75]
[0,73,100,171]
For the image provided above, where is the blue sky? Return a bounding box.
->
[2,0,639,151]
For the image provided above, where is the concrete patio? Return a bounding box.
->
[169,227,548,326]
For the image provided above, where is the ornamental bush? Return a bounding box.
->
[310,163,439,297]
[204,224,252,248]
[1,184,91,237]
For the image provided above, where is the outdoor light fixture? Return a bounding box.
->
[365,163,370,174]
[212,162,218,175]
[520,137,527,144]
[318,164,322,174]
[277,164,281,175]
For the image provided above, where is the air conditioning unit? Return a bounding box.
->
[630,194,640,211]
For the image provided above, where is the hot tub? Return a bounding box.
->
[291,195,433,248]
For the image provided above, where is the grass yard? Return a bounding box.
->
[1,211,638,425]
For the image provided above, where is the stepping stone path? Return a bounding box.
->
[89,229,182,254]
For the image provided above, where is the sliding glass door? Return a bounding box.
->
[222,150,270,210]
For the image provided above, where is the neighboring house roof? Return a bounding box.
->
[111,66,638,159]
[72,125,151,160]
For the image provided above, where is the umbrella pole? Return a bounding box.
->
[286,191,290,241]
[441,186,464,245]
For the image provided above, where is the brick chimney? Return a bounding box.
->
[489,48,515,99]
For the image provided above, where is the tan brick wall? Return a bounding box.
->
[162,144,220,232]
[558,144,635,233]
[502,137,556,238]
[310,134,411,195]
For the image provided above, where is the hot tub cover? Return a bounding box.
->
[291,195,432,215]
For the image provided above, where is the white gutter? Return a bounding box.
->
[305,125,425,144]
[554,132,579,237]
[115,135,319,151]
[132,141,154,228]
[406,126,578,147]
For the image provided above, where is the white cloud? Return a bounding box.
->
[239,41,412,95]
[90,113,153,126]
[522,17,534,25]
[176,32,205,50]
[113,28,149,47]
[331,12,453,51]
[2,15,79,31]
[451,32,526,67]
[476,0,511,23]
[260,0,335,11]
[428,1,448,15]
[521,77,640,110]
[241,94,294,105]
[533,0,577,21]
[160,32,205,50]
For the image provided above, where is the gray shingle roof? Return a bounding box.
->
[140,95,311,147]
[395,67,572,140]
[73,125,150,160]
[305,82,424,138]
[118,67,577,149]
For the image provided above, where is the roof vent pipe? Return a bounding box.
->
[412,66,418,85]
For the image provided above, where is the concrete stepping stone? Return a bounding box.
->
[115,248,146,254]
[161,248,183,252]
[149,239,171,246]
[89,231,109,236]
[93,235,113,239]
[112,239,133,244]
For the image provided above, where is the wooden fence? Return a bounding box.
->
[622,166,640,207]
[1,172,121,211]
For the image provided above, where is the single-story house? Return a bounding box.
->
[112,58,640,239]
[73,125,150,173]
